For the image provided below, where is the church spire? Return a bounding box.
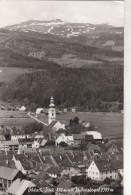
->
[48,96,56,124]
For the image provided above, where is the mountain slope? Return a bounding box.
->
[0,25,123,69]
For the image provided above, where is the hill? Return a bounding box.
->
[0,21,123,69]
[0,21,123,111]
[0,65,123,111]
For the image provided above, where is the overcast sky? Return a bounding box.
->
[0,1,124,27]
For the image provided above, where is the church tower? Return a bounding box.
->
[48,96,56,124]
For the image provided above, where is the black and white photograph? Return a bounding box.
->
[0,1,124,195]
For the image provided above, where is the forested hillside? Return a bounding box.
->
[0,66,123,111]
[0,22,124,111]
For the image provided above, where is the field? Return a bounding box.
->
[0,110,123,137]
[0,67,45,83]
[0,110,34,128]
[49,58,102,68]
[37,112,123,138]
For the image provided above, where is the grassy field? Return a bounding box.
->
[0,110,123,137]
[0,67,34,83]
[37,112,123,137]
[0,67,45,83]
[49,58,102,68]
[59,112,123,137]
[0,110,34,128]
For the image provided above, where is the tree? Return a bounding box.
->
[23,122,43,134]
[87,123,95,131]
[4,133,11,140]
[74,117,79,125]
[59,141,68,147]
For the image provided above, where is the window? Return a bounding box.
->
[52,113,54,116]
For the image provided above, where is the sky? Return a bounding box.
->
[0,1,124,27]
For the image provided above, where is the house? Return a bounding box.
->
[13,154,36,174]
[19,106,26,111]
[87,160,119,181]
[56,135,74,146]
[0,166,24,190]
[18,138,36,149]
[0,140,19,152]
[107,144,119,154]
[11,129,27,141]
[83,131,102,142]
[52,154,73,169]
[39,139,48,147]
[56,179,76,195]
[32,173,52,194]
[6,178,37,195]
[81,121,91,128]
[73,134,86,145]
[47,166,63,178]
[36,108,44,115]
[63,108,68,113]
[32,131,44,139]
[48,121,66,132]
[0,151,16,168]
[72,108,76,113]
[18,147,38,155]
[56,129,67,136]
[85,135,94,144]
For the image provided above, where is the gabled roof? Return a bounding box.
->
[33,171,51,180]
[85,135,94,141]
[33,178,50,188]
[57,179,75,189]
[56,129,67,134]
[0,166,20,180]
[53,154,73,167]
[7,179,36,195]
[47,166,63,175]
[48,121,58,129]
[94,158,123,172]
[14,154,36,170]
[39,155,55,166]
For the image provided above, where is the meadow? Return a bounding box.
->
[37,112,123,138]
[0,110,34,128]
[0,109,123,137]
[0,67,34,83]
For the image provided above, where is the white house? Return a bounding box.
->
[36,108,43,115]
[87,160,119,181]
[6,178,36,195]
[19,106,26,111]
[18,138,39,150]
[49,120,66,132]
[0,140,19,152]
[85,131,102,141]
[56,135,74,146]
